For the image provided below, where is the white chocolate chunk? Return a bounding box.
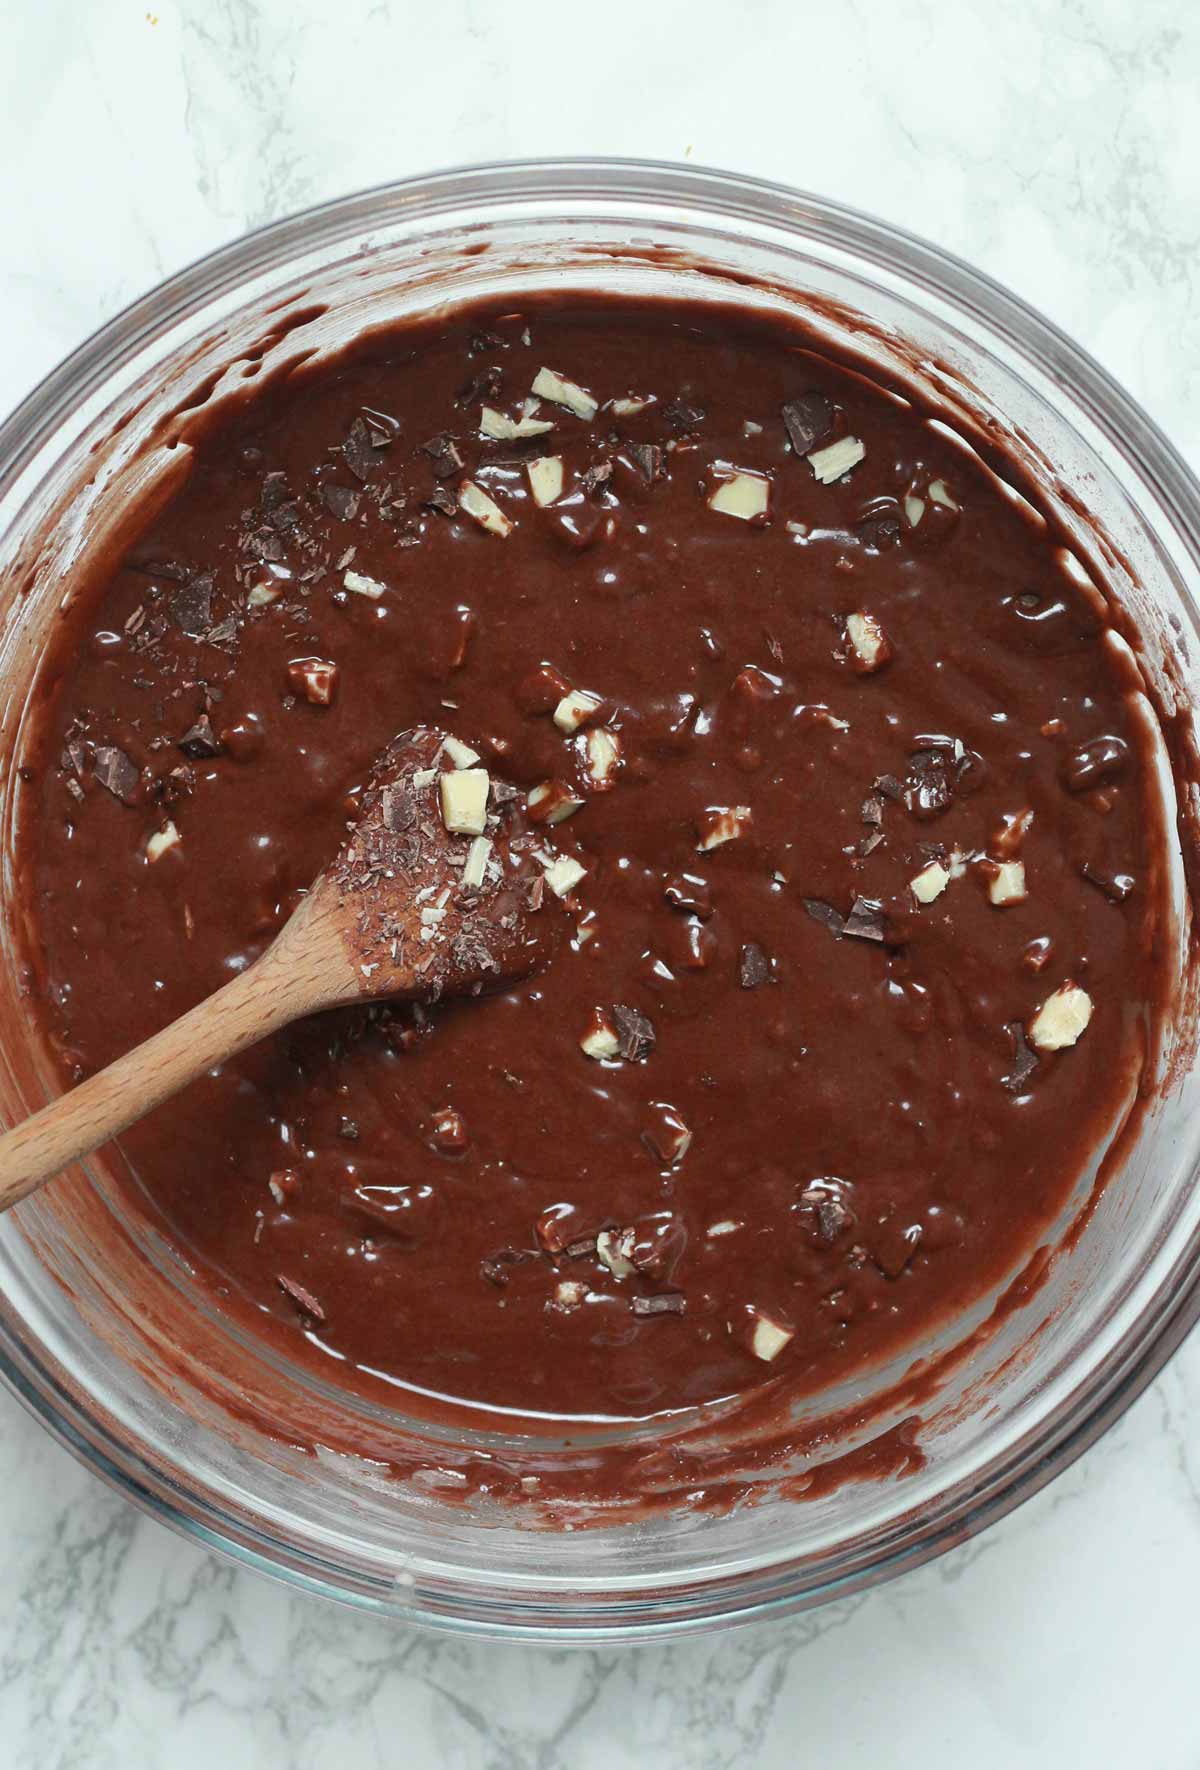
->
[343,569,386,600]
[1029,983,1093,1051]
[528,781,583,824]
[527,455,564,507]
[532,366,598,421]
[439,768,490,835]
[458,479,513,538]
[580,1010,620,1060]
[146,821,181,863]
[596,1227,637,1279]
[708,469,772,522]
[412,768,437,788]
[749,1309,794,1363]
[586,726,621,785]
[808,436,866,484]
[707,1219,743,1238]
[845,610,892,672]
[903,493,925,528]
[247,582,280,609]
[553,689,603,733]
[543,854,586,898]
[441,734,480,769]
[988,860,1027,906]
[911,860,950,904]
[609,395,652,416]
[479,405,554,441]
[929,478,959,510]
[555,1280,588,1310]
[697,805,752,851]
[462,836,492,889]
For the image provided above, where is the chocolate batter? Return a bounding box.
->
[23,297,1163,1427]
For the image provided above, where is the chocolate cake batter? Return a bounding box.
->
[23,297,1163,1427]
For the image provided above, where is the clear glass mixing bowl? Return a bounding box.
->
[0,159,1198,1642]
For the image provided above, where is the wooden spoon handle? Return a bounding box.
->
[0,949,319,1214]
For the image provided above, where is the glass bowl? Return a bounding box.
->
[0,158,1198,1642]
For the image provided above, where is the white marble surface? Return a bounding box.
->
[2,1,1199,1764]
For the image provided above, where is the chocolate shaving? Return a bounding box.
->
[612,1003,656,1062]
[803,898,845,937]
[204,616,239,648]
[381,784,416,832]
[170,572,215,637]
[780,392,833,456]
[739,942,772,989]
[419,432,465,479]
[178,714,222,759]
[321,483,360,521]
[1003,1021,1039,1093]
[343,414,384,481]
[631,1293,686,1316]
[92,745,139,803]
[361,405,400,448]
[843,897,887,943]
[278,1274,326,1322]
[564,1234,598,1260]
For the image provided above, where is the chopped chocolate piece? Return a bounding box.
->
[854,508,902,550]
[343,414,384,481]
[260,470,290,512]
[739,942,772,988]
[92,745,139,803]
[1080,860,1136,903]
[204,616,239,648]
[468,329,504,355]
[361,405,400,448]
[321,483,361,521]
[780,392,833,456]
[479,1245,538,1288]
[287,657,339,706]
[423,485,458,518]
[177,714,222,759]
[612,1003,656,1062]
[663,396,705,432]
[338,1117,360,1141]
[857,831,885,858]
[861,793,884,827]
[419,432,466,479]
[458,365,503,407]
[803,897,845,937]
[842,897,887,942]
[564,1234,599,1260]
[875,773,904,801]
[380,783,416,832]
[170,572,215,637]
[1003,1021,1040,1093]
[278,1275,326,1322]
[628,441,664,483]
[800,1185,853,1244]
[631,1292,686,1316]
[580,460,614,496]
[904,752,955,821]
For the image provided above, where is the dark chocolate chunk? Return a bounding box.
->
[338,1117,360,1141]
[170,572,215,637]
[130,555,191,582]
[343,415,384,482]
[260,471,290,512]
[628,441,664,483]
[418,432,465,479]
[780,392,833,456]
[361,405,400,448]
[1080,860,1136,903]
[842,897,887,942]
[612,1003,656,1062]
[204,616,239,648]
[278,1274,326,1322]
[321,483,361,521]
[458,365,503,407]
[801,1186,853,1244]
[857,831,885,858]
[244,526,287,563]
[468,330,504,356]
[855,510,902,550]
[875,773,904,802]
[92,745,139,803]
[861,793,884,827]
[904,753,954,821]
[1003,1021,1040,1093]
[178,714,222,759]
[630,1292,686,1316]
[739,942,772,989]
[1061,734,1129,793]
[663,397,705,433]
[423,486,458,518]
[580,460,614,497]
[564,1234,598,1260]
[803,898,845,937]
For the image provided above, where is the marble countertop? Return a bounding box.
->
[2,1,1198,1764]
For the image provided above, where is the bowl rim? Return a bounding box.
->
[3,153,1200,1641]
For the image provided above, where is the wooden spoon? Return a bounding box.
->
[0,726,560,1215]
